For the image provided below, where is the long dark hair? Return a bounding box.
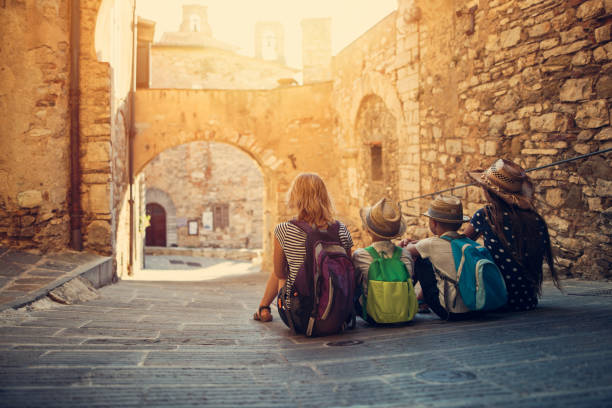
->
[483,190,560,295]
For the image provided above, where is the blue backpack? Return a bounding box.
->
[440,234,508,311]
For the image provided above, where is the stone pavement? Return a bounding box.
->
[0,247,112,312]
[1,272,612,407]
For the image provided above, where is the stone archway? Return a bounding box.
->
[134,83,339,272]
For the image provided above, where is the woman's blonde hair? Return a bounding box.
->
[287,173,334,225]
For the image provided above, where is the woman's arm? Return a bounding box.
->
[273,237,287,280]
[463,223,480,240]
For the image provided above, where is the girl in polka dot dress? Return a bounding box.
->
[463,159,561,311]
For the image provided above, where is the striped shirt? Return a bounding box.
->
[275,220,353,305]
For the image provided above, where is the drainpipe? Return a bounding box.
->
[128,0,137,275]
[69,0,83,251]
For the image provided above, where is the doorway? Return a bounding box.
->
[145,203,167,247]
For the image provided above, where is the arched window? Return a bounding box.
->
[189,14,201,32]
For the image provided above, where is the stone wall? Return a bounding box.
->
[412,0,611,279]
[84,0,134,280]
[331,0,611,278]
[150,46,297,90]
[144,142,264,249]
[0,1,72,251]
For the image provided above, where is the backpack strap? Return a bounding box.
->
[364,246,380,260]
[439,231,464,242]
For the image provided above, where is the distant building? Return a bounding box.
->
[145,5,298,90]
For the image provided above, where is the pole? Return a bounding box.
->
[399,148,612,204]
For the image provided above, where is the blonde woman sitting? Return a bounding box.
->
[253,173,353,323]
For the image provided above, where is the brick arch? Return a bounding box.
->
[145,188,178,247]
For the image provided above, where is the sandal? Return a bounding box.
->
[253,305,273,322]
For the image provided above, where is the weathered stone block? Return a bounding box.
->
[543,40,590,59]
[593,42,612,62]
[495,93,520,112]
[595,179,612,196]
[561,27,588,44]
[575,100,610,128]
[572,50,591,65]
[505,119,525,135]
[445,139,462,155]
[574,143,591,154]
[547,215,570,232]
[17,190,43,208]
[84,141,110,163]
[587,197,603,211]
[595,75,612,98]
[86,220,111,247]
[87,184,110,214]
[576,0,605,20]
[529,113,568,132]
[529,22,551,37]
[501,27,522,48]
[560,78,593,101]
[595,127,612,140]
[595,25,611,43]
[484,140,497,156]
[522,148,558,155]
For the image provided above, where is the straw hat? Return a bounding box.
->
[422,195,471,223]
[467,159,534,210]
[360,198,407,240]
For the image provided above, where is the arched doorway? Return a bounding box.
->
[145,203,167,247]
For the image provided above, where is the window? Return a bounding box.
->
[262,31,277,60]
[189,15,201,32]
[213,203,229,231]
[370,144,383,181]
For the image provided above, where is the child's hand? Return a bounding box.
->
[399,238,417,247]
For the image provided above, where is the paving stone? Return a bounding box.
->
[0,259,27,277]
[0,349,46,367]
[4,283,43,292]
[20,317,90,329]
[38,260,78,271]
[14,277,57,285]
[28,269,69,277]
[0,336,84,346]
[60,327,160,339]
[0,367,92,387]
[38,351,145,366]
[3,250,42,265]
[0,326,61,337]
[87,367,254,386]
[143,350,286,367]
[1,277,611,407]
[0,247,9,257]
[0,388,145,407]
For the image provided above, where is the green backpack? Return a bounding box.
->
[361,246,418,324]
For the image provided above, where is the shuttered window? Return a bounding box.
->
[213,203,229,231]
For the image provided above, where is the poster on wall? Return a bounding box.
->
[202,211,213,231]
[188,220,198,235]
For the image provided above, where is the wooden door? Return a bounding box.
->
[145,203,166,247]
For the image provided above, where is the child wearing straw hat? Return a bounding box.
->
[353,198,416,324]
[463,159,561,311]
[402,195,477,320]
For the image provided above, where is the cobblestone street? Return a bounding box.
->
[1,271,612,407]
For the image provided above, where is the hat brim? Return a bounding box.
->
[467,170,535,210]
[422,212,471,223]
[360,207,407,240]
